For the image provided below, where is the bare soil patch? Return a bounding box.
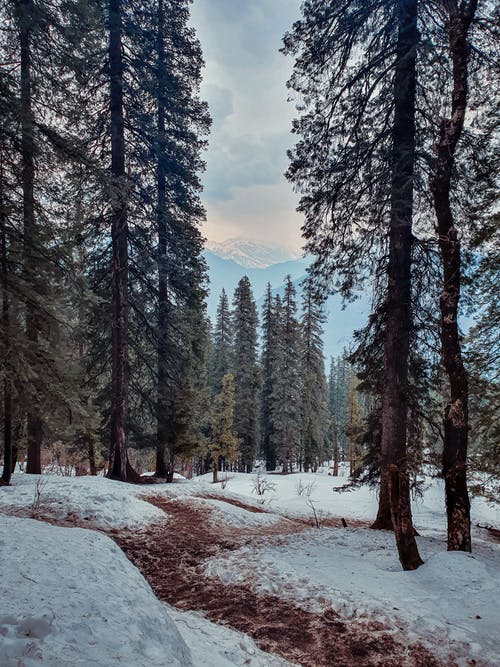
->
[112,496,451,667]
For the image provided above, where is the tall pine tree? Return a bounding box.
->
[232,276,259,472]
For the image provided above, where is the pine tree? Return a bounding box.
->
[300,282,329,471]
[270,277,301,473]
[260,283,277,471]
[140,0,210,480]
[0,0,103,477]
[346,376,363,476]
[428,0,480,553]
[284,0,423,568]
[232,276,259,472]
[210,289,233,392]
[327,358,339,475]
[209,373,238,483]
[106,0,131,481]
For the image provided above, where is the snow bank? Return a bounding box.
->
[169,609,294,667]
[0,480,297,667]
[0,515,192,667]
[184,497,286,529]
[0,474,165,529]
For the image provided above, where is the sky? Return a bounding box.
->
[189,0,303,252]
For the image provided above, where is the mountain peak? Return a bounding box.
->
[205,237,301,269]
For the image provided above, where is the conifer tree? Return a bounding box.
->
[135,0,210,480]
[106,0,130,481]
[0,0,102,477]
[209,373,238,483]
[232,277,259,472]
[284,0,423,568]
[428,0,479,553]
[210,289,233,392]
[466,119,499,484]
[260,283,277,471]
[327,358,339,475]
[270,277,301,473]
[300,283,329,471]
[346,376,363,476]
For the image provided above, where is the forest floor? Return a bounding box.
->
[0,469,499,667]
[113,495,448,667]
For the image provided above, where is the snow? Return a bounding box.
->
[205,527,500,665]
[0,474,166,529]
[183,497,286,529]
[1,468,499,666]
[194,467,500,533]
[0,476,296,667]
[169,610,293,667]
[0,515,192,667]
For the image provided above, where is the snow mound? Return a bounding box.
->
[0,515,192,666]
[186,497,285,528]
[0,474,165,529]
[169,609,294,667]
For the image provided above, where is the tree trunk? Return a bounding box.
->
[18,0,43,475]
[0,149,12,486]
[88,440,97,476]
[430,2,477,553]
[155,0,171,480]
[380,0,422,570]
[166,451,175,484]
[212,459,218,484]
[107,0,131,481]
[371,467,393,530]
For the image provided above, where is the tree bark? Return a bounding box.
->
[17,0,43,475]
[380,0,422,570]
[0,149,12,486]
[430,2,477,553]
[371,468,393,530]
[107,0,131,481]
[155,0,171,480]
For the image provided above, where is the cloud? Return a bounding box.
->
[202,180,303,252]
[204,84,234,126]
[202,131,291,201]
[190,0,302,244]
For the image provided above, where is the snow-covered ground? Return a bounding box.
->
[1,468,499,666]
[0,512,293,667]
[0,474,165,529]
[0,515,191,667]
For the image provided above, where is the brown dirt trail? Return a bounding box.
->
[111,496,451,667]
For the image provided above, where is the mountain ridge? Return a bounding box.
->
[205,237,302,269]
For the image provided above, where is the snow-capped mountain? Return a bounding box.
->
[205,238,301,269]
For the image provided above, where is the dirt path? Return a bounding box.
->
[111,496,449,667]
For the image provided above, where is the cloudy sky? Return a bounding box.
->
[189,0,303,252]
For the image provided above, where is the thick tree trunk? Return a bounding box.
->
[430,3,477,553]
[380,0,422,570]
[155,0,171,480]
[107,0,130,481]
[1,152,12,486]
[18,0,43,475]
